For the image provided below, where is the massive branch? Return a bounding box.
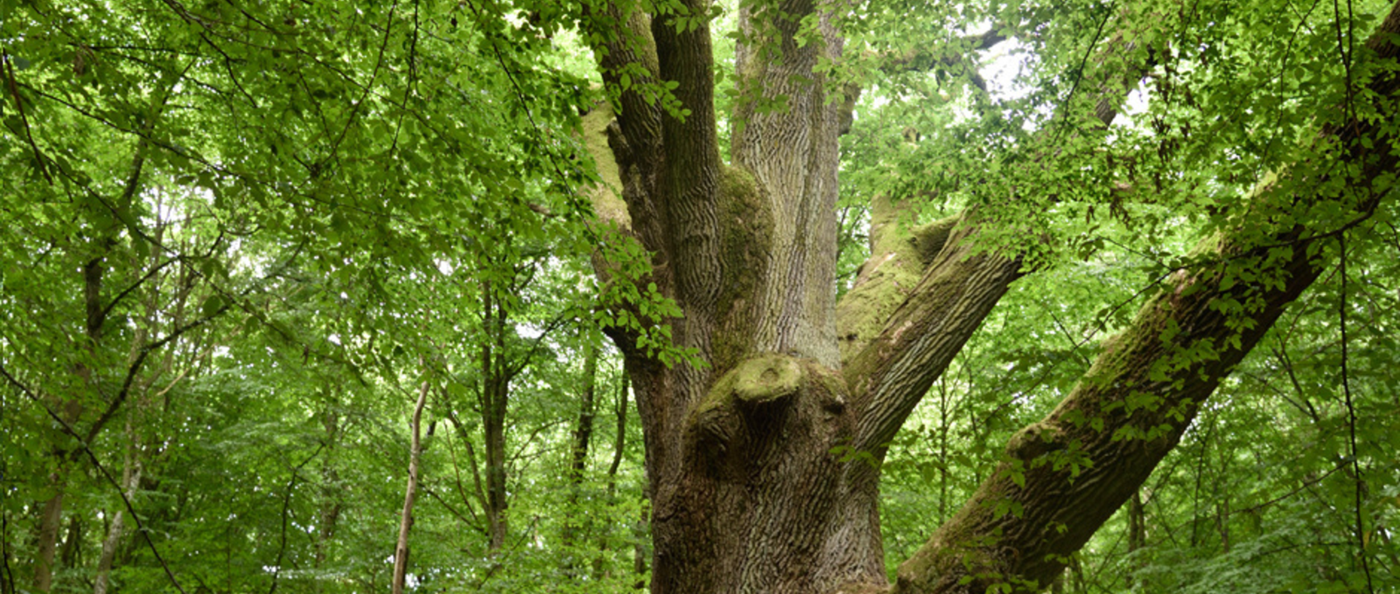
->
[838,5,1160,458]
[892,3,1400,591]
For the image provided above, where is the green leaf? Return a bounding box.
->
[201,294,226,318]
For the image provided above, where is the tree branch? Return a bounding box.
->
[893,3,1400,590]
[650,0,723,341]
[840,2,1165,462]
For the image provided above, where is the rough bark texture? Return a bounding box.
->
[32,491,64,593]
[586,1,891,590]
[578,0,1400,592]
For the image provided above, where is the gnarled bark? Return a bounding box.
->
[577,0,1400,592]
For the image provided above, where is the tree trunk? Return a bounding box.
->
[94,456,142,594]
[2,511,16,594]
[314,402,342,586]
[34,253,108,593]
[563,343,600,573]
[633,499,649,591]
[585,1,898,588]
[594,372,629,579]
[31,489,64,593]
[57,515,81,572]
[391,380,430,594]
[483,392,508,553]
[578,1,1400,593]
[1127,490,1145,589]
[482,297,509,553]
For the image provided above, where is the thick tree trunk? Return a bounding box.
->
[588,7,1021,589]
[579,0,1400,592]
[589,0,893,589]
[583,1,1025,590]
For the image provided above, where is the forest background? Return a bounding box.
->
[1,0,1398,592]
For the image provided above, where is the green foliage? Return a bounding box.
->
[1,0,659,591]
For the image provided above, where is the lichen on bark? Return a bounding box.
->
[580,104,630,228]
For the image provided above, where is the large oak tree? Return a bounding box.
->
[576,0,1400,592]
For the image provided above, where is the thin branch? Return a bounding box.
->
[1338,234,1375,593]
[82,297,232,445]
[0,362,188,594]
[1,48,53,184]
[267,444,325,594]
[99,255,183,325]
[422,486,484,535]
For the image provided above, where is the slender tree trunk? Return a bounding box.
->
[93,236,167,594]
[93,507,124,594]
[595,373,629,579]
[483,399,507,552]
[563,343,600,573]
[1216,498,1230,553]
[2,511,16,594]
[94,455,142,594]
[480,280,510,552]
[937,378,952,523]
[445,409,490,537]
[391,380,431,594]
[1126,490,1146,589]
[34,253,108,592]
[633,498,648,591]
[315,401,342,583]
[31,489,64,593]
[57,515,81,572]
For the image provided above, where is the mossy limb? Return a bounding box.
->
[732,354,802,405]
